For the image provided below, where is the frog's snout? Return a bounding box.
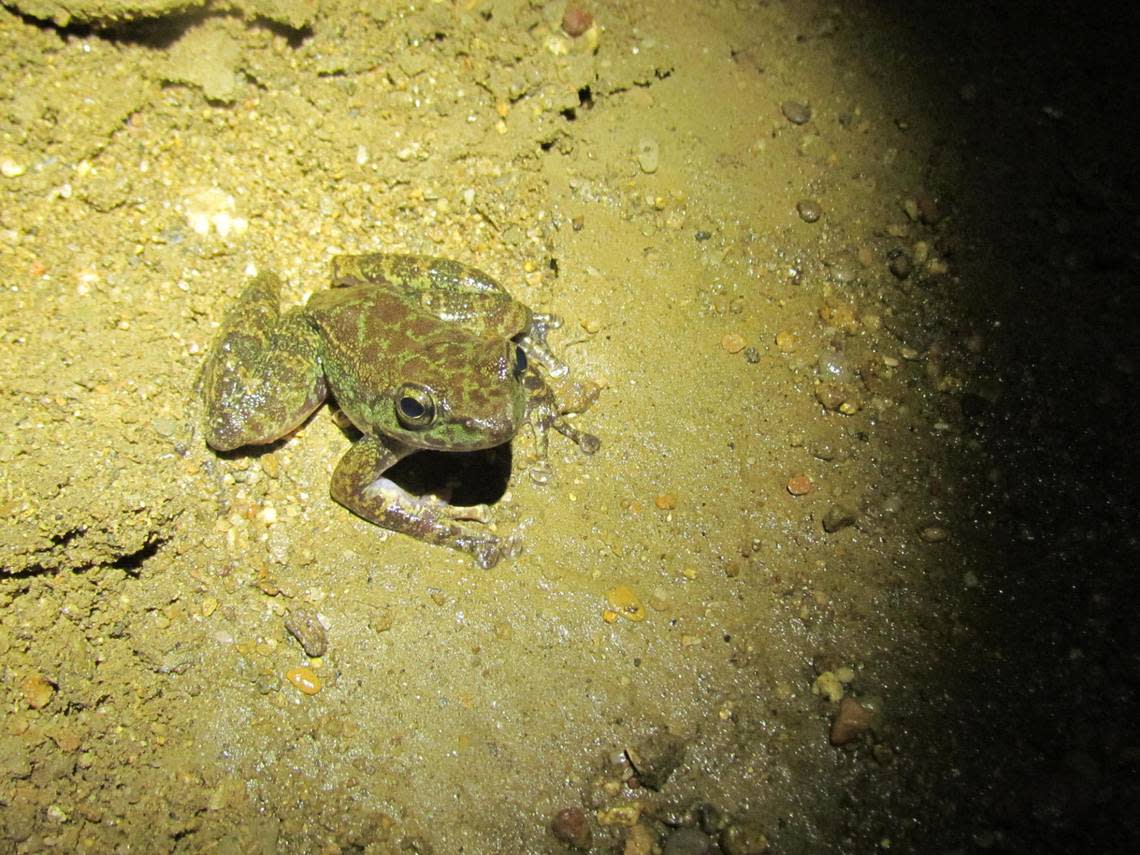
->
[456,412,518,447]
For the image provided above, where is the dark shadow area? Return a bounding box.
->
[383,444,514,507]
[7,6,311,49]
[863,2,1140,851]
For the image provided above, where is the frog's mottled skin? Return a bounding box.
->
[201,254,594,568]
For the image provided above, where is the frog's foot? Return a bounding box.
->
[517,313,569,378]
[553,417,601,455]
[357,477,506,568]
[332,436,508,568]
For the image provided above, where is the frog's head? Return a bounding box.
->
[378,337,529,451]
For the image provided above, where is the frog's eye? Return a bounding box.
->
[395,384,435,430]
[512,344,527,379]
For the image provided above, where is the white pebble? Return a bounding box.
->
[637,137,660,174]
[1,158,26,178]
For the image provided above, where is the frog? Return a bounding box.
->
[200,253,597,568]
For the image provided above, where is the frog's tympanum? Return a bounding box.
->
[201,254,597,568]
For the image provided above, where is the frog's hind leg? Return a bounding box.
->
[331,435,509,569]
[202,272,327,452]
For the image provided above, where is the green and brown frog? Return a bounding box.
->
[201,254,597,568]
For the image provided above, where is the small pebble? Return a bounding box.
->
[786,474,813,496]
[561,5,593,37]
[637,137,660,173]
[0,157,26,178]
[743,346,760,364]
[626,729,687,790]
[781,100,812,124]
[694,230,712,241]
[285,666,322,695]
[775,329,798,352]
[815,383,847,411]
[796,199,822,223]
[625,823,655,855]
[551,806,592,849]
[284,608,328,657]
[370,609,395,633]
[721,332,746,353]
[813,670,846,702]
[830,696,874,745]
[21,673,56,709]
[664,828,715,855]
[810,442,837,461]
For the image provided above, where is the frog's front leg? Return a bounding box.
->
[331,434,508,569]
[202,273,328,451]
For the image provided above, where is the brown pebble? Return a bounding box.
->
[830,696,873,745]
[627,729,687,790]
[561,5,593,37]
[815,383,847,412]
[774,329,798,352]
[551,806,592,849]
[655,493,677,510]
[786,474,813,496]
[284,608,328,657]
[370,609,395,633]
[20,673,56,709]
[818,302,859,334]
[721,332,746,353]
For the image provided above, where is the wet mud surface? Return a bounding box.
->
[2,1,1138,852]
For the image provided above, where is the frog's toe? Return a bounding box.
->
[443,502,493,524]
[471,538,503,569]
[553,418,601,455]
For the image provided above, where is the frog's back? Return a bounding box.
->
[327,253,532,339]
[305,284,440,367]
